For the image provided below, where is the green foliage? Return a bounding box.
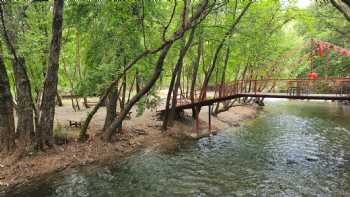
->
[293,2,350,77]
[2,0,349,110]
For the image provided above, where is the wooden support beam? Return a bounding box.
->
[195,107,199,133]
[208,104,211,132]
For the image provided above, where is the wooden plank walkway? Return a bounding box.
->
[172,93,350,110]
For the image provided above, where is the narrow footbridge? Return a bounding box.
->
[174,77,350,110]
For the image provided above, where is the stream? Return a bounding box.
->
[4,100,350,197]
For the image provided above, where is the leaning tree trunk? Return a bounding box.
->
[199,1,252,101]
[169,27,196,125]
[161,45,184,130]
[37,0,64,149]
[104,43,172,141]
[0,52,15,153]
[162,27,196,130]
[80,0,210,141]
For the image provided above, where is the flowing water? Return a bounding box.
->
[4,100,350,197]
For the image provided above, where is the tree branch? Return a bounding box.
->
[162,0,177,41]
[330,0,350,22]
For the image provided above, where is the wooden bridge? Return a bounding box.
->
[162,39,350,131]
[174,77,350,110]
[166,77,350,131]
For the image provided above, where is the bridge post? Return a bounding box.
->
[195,106,200,133]
[254,80,257,95]
[297,80,301,96]
[208,104,212,132]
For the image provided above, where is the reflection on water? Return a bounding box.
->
[5,100,350,197]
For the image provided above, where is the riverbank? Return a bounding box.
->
[0,103,259,194]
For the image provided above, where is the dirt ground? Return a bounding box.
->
[0,98,258,191]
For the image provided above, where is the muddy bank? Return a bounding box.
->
[0,104,259,195]
[169,104,259,139]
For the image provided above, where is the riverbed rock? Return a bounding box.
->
[286,159,298,165]
[132,128,147,135]
[0,181,9,187]
[232,123,240,127]
[305,156,318,162]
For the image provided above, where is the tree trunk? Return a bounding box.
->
[104,42,172,141]
[330,0,350,22]
[80,0,210,141]
[169,27,196,125]
[162,53,183,130]
[37,0,64,149]
[76,30,89,109]
[190,35,202,118]
[162,27,195,130]
[199,1,252,100]
[135,69,141,94]
[0,3,35,151]
[0,52,15,153]
[79,80,117,141]
[214,47,230,114]
[127,73,137,104]
[103,83,119,131]
[83,97,89,108]
[56,92,63,106]
[12,58,35,150]
[119,59,127,132]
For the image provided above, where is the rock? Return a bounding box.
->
[232,123,240,127]
[305,156,318,162]
[0,164,4,168]
[0,181,9,187]
[133,129,147,135]
[286,159,298,165]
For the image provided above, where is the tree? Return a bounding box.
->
[37,0,64,149]
[330,0,350,22]
[0,45,15,153]
[0,3,36,151]
[79,0,214,141]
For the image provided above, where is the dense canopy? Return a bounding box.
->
[0,0,349,153]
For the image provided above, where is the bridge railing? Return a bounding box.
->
[175,77,350,107]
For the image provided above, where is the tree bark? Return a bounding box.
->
[135,69,141,94]
[75,30,89,109]
[103,83,119,131]
[79,0,210,141]
[0,3,36,151]
[162,27,196,130]
[190,34,203,118]
[169,27,196,125]
[0,51,15,153]
[214,47,230,114]
[330,0,350,22]
[13,58,35,149]
[37,0,64,149]
[119,59,127,132]
[56,92,63,106]
[199,1,252,101]
[104,42,172,141]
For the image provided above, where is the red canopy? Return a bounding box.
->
[307,72,318,79]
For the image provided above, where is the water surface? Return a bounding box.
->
[5,100,350,197]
